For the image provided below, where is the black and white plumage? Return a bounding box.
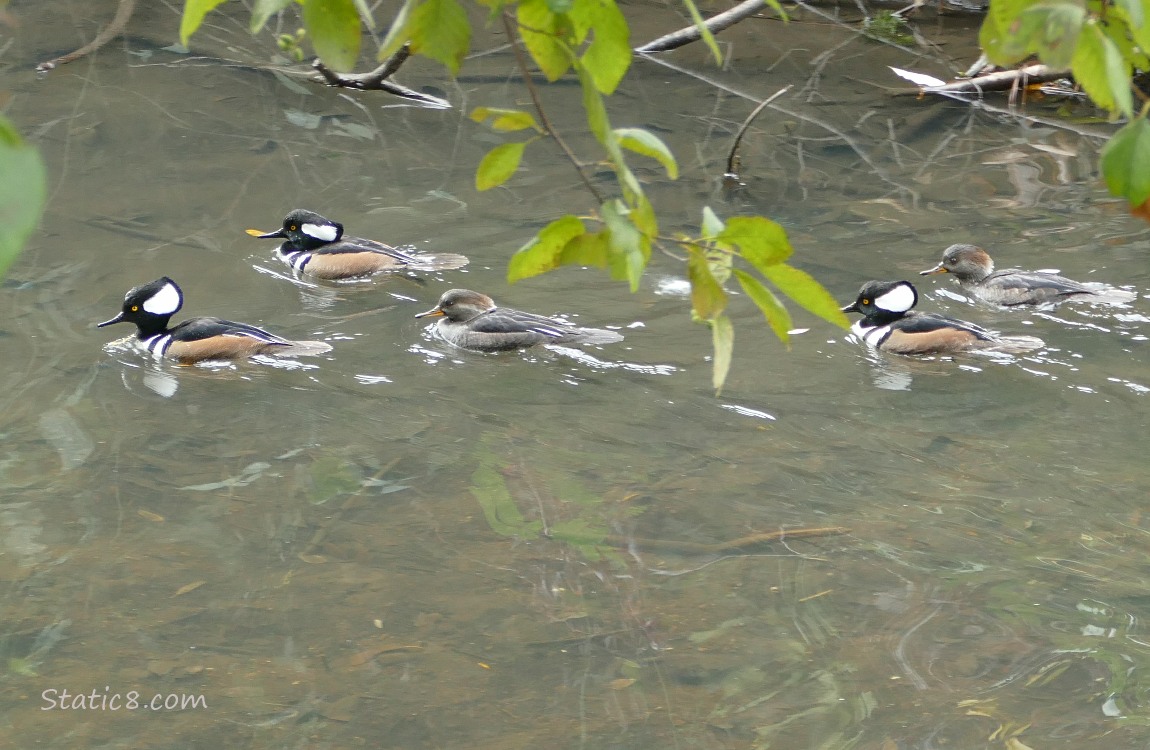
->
[97,277,332,364]
[414,288,624,352]
[249,209,469,280]
[841,280,1044,355]
[920,244,1136,307]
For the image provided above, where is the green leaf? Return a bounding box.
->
[760,263,851,328]
[251,0,295,33]
[679,0,723,65]
[518,0,572,80]
[631,193,658,237]
[687,247,727,321]
[508,215,586,281]
[0,117,46,280]
[303,0,361,72]
[710,314,733,395]
[476,141,529,191]
[559,230,609,267]
[410,0,470,74]
[471,107,542,132]
[377,0,415,61]
[1114,0,1143,27]
[579,64,611,143]
[601,198,647,290]
[1101,118,1150,206]
[700,207,725,240]
[352,0,376,30]
[615,127,678,178]
[1072,21,1132,117]
[733,269,792,345]
[180,0,229,46]
[718,216,792,270]
[581,0,630,94]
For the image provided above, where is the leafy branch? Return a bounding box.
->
[178,0,851,392]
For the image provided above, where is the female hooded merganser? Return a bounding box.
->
[920,244,1136,306]
[248,209,469,280]
[841,280,1044,355]
[414,288,624,352]
[98,277,332,363]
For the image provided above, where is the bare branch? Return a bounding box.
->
[37,0,137,72]
[635,0,766,54]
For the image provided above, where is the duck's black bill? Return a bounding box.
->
[249,229,287,239]
[97,313,125,327]
[840,302,860,314]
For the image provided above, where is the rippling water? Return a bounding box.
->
[4,3,1150,748]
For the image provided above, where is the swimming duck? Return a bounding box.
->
[98,277,332,364]
[415,288,624,351]
[248,209,469,280]
[841,280,1044,355]
[920,244,1136,306]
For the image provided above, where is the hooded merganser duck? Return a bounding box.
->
[841,280,1044,355]
[920,244,1136,306]
[414,288,624,352]
[247,209,469,280]
[98,277,332,364]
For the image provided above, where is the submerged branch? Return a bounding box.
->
[37,0,137,72]
[897,64,1069,97]
[635,0,767,54]
[311,45,451,107]
[725,85,792,185]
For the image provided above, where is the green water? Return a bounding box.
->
[3,3,1150,748]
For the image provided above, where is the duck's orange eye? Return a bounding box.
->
[130,305,139,312]
[861,298,870,305]
[289,225,297,231]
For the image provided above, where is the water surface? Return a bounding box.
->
[3,3,1150,748]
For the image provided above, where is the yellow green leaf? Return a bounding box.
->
[251,0,295,33]
[1072,21,1132,117]
[518,0,572,80]
[1101,117,1150,206]
[719,216,792,270]
[734,269,791,345]
[581,0,630,94]
[710,314,733,395]
[476,141,529,191]
[471,107,542,132]
[688,247,727,321]
[508,215,585,281]
[615,127,678,179]
[601,198,647,290]
[761,263,851,328]
[180,0,229,46]
[304,0,362,72]
[377,0,416,61]
[410,0,470,74]
[678,0,722,65]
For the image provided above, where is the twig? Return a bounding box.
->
[635,0,767,54]
[311,44,451,107]
[37,0,137,72]
[724,84,792,184]
[501,11,603,203]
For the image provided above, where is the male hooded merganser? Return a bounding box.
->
[841,280,1044,355]
[247,209,469,280]
[920,244,1136,306]
[98,277,332,363]
[414,288,624,351]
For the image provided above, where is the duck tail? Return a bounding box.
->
[981,335,1044,354]
[407,253,470,272]
[272,340,333,357]
[571,328,624,346]
[1087,287,1138,305]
